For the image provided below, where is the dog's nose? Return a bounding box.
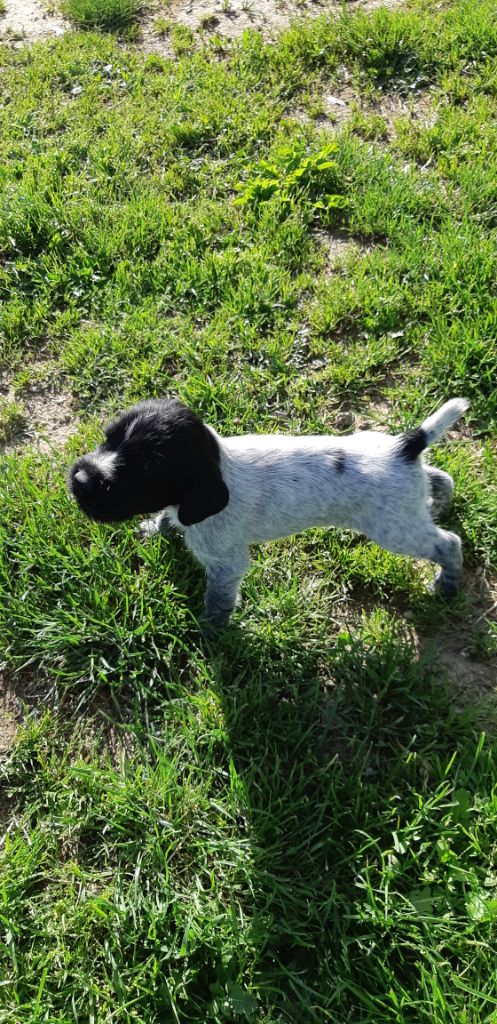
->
[74,469,90,489]
[70,462,100,499]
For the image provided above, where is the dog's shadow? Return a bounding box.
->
[199,607,495,1011]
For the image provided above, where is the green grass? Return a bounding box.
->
[0,397,24,445]
[1,1,497,1021]
[153,15,172,38]
[61,0,143,30]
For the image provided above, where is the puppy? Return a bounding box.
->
[69,396,468,624]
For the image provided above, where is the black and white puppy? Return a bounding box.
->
[69,396,468,624]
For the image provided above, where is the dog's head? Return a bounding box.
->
[68,398,229,526]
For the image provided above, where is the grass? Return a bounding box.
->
[61,0,143,30]
[1,1,497,1021]
[0,397,24,445]
[170,23,195,56]
[153,15,172,37]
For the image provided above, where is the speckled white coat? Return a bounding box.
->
[144,399,468,622]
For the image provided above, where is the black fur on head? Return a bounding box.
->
[68,398,229,526]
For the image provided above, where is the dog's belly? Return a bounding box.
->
[244,503,356,543]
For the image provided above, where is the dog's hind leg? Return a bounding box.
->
[426,466,454,517]
[370,512,463,598]
[398,521,463,598]
[430,528,463,597]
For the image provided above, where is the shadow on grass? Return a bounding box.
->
[2,555,496,1021]
[201,608,496,1020]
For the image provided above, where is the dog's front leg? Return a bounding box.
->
[204,548,250,626]
[139,510,174,540]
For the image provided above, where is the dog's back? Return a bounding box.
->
[192,429,426,548]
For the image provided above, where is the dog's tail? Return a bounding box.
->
[396,398,469,462]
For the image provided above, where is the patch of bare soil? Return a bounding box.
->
[437,647,496,697]
[0,673,19,756]
[318,82,359,127]
[418,580,497,699]
[0,0,413,49]
[355,397,393,431]
[0,659,137,764]
[415,565,496,698]
[317,569,497,763]
[152,0,410,43]
[143,0,327,47]
[351,0,408,9]
[139,17,174,58]
[0,670,26,832]
[365,89,436,139]
[0,0,67,44]
[313,226,376,274]
[317,81,437,138]
[0,363,76,454]
[326,568,497,723]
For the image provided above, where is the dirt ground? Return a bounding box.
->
[1,0,408,47]
[0,364,76,454]
[0,675,18,756]
[0,0,68,43]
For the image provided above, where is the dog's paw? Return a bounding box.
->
[139,519,159,540]
[428,570,461,600]
[200,608,233,633]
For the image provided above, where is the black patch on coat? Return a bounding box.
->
[335,450,346,474]
[396,427,427,462]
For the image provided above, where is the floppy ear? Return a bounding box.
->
[177,464,229,526]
